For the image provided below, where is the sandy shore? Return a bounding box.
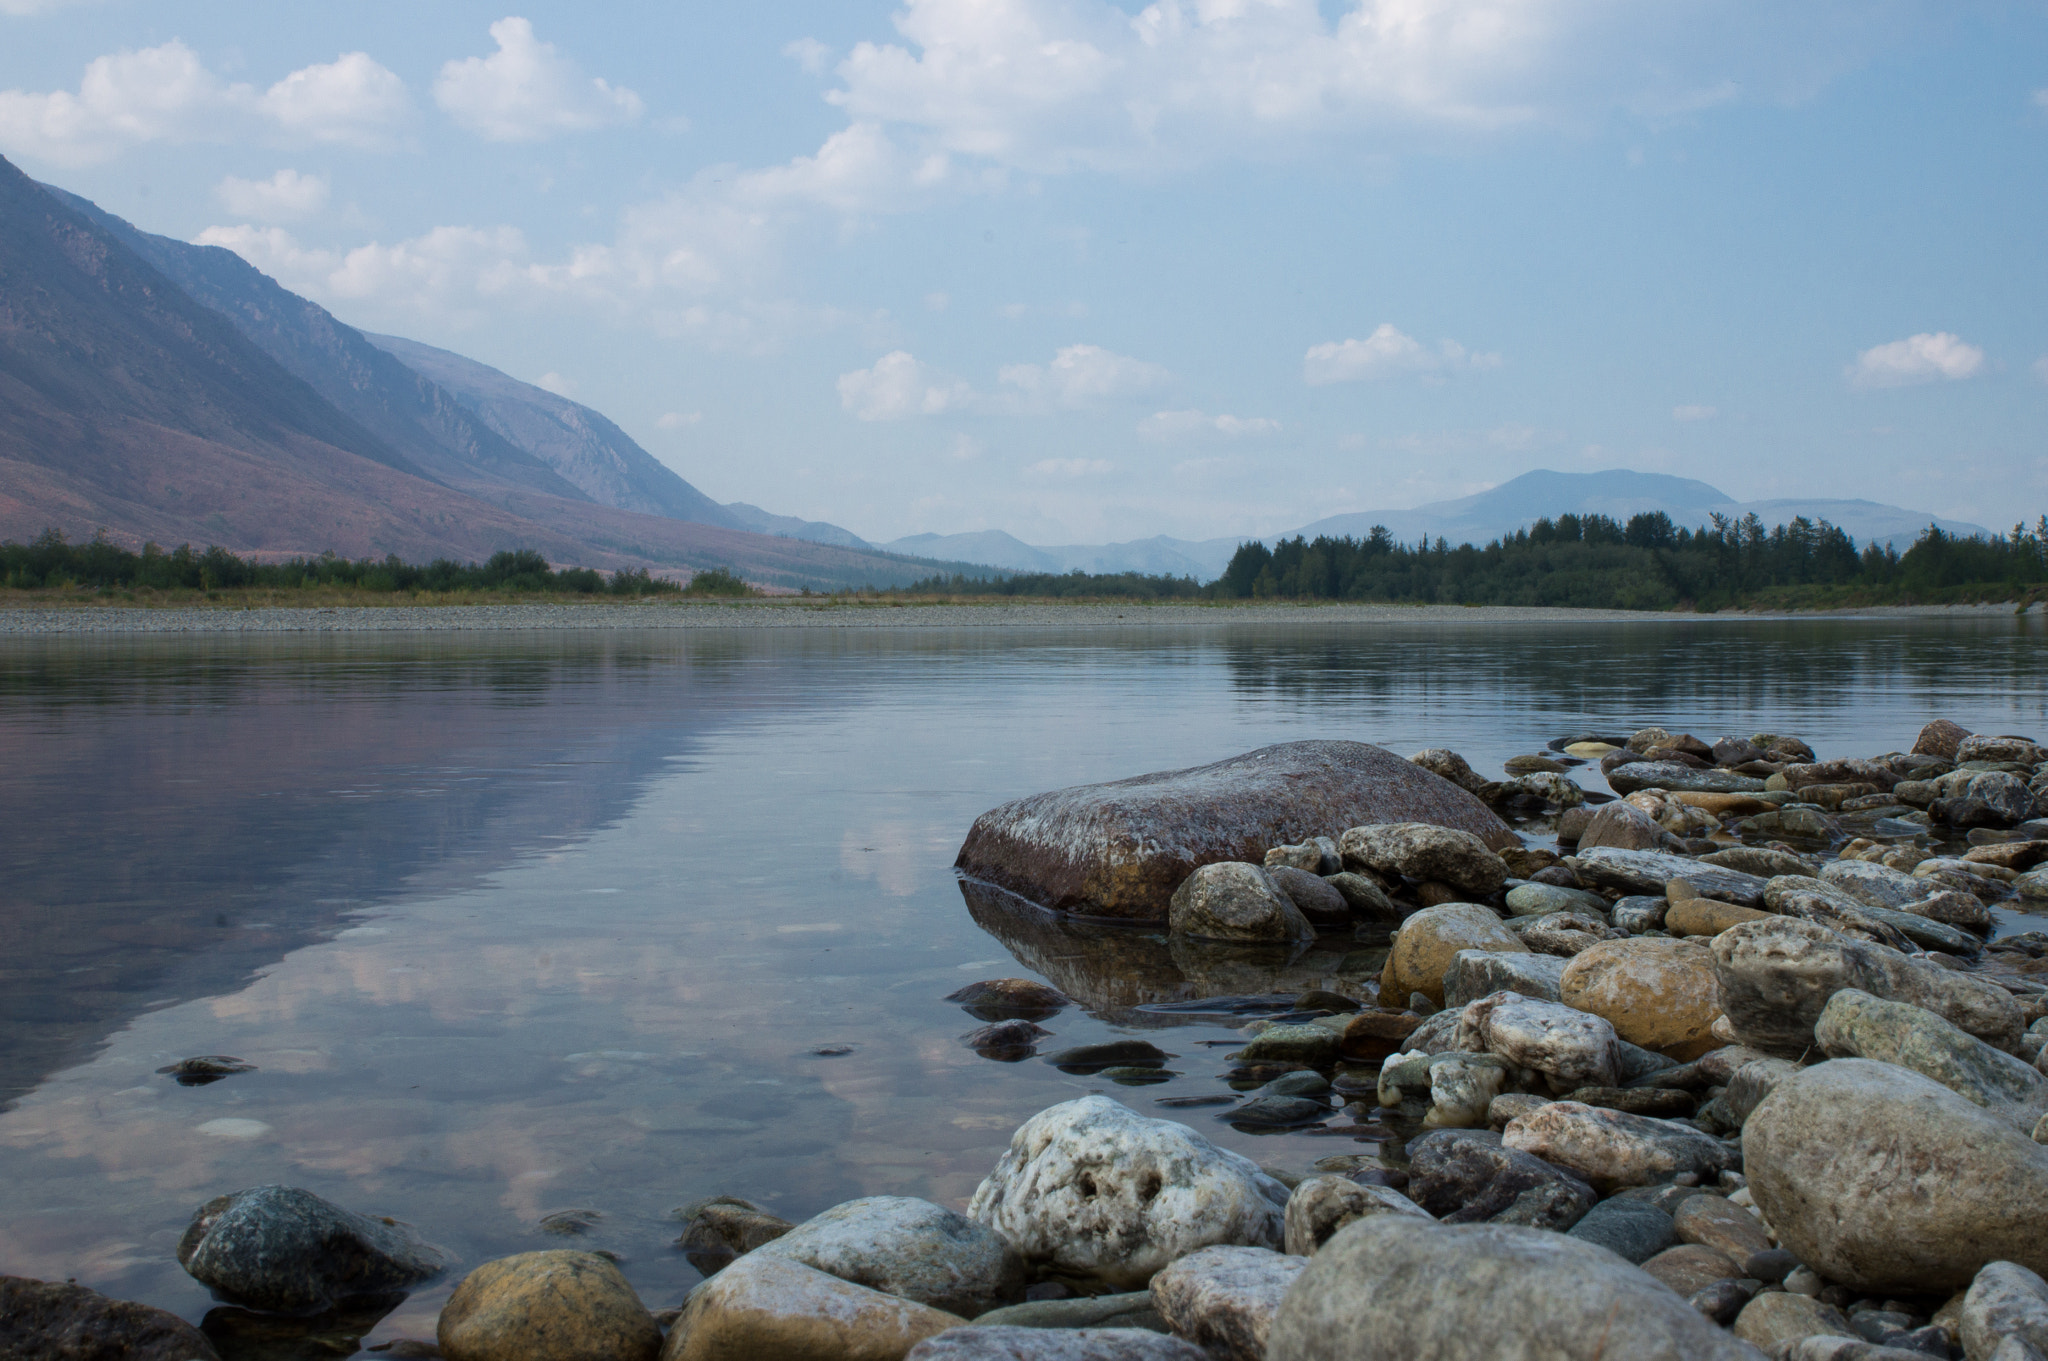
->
[0,599,2027,635]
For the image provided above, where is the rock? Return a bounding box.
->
[1504,771,1585,808]
[1963,1262,2048,1361]
[752,1197,1025,1319]
[1612,895,1669,932]
[1228,1096,1330,1127]
[1338,823,1509,894]
[1609,763,1771,796]
[1689,1277,1762,1326]
[1264,840,1337,874]
[1503,1102,1739,1191]
[1335,1009,1423,1063]
[1281,1177,1431,1255]
[1745,1059,2048,1292]
[947,979,1074,1021]
[1667,897,1774,938]
[1959,735,2048,767]
[1265,1216,1768,1360]
[1410,748,1492,794]
[1455,991,1622,1090]
[155,1055,256,1085]
[1702,847,1822,879]
[1823,859,1944,910]
[1574,847,1769,905]
[1640,1243,1743,1296]
[1380,904,1527,1008]
[1556,806,1596,842]
[1264,866,1351,923]
[1566,1197,1678,1264]
[1514,912,1620,957]
[1733,1292,1857,1353]
[1673,1194,1772,1266]
[1722,1057,1803,1128]
[1560,937,1723,1061]
[0,1277,223,1361]
[1422,1054,1507,1129]
[1504,882,1608,918]
[972,1293,1161,1330]
[1260,1071,1330,1097]
[967,1097,1286,1289]
[956,742,1514,920]
[1784,759,1901,793]
[1168,863,1315,945]
[1916,720,1974,761]
[1045,1040,1173,1073]
[963,1020,1053,1061]
[1576,800,1668,851]
[674,1197,795,1275]
[1813,990,2048,1134]
[1935,772,2036,829]
[439,1251,658,1361]
[907,1328,1205,1359]
[176,1185,445,1314]
[1966,841,2048,872]
[1323,872,1398,921]
[1405,1128,1597,1230]
[663,1253,964,1361]
[1148,1245,1304,1361]
[1558,1086,1696,1118]
[1711,918,2024,1058]
[1764,877,1919,952]
[1233,1024,1339,1066]
[1442,951,1566,1009]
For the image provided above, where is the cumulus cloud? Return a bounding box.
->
[822,0,1900,176]
[1672,404,1717,422]
[999,344,1170,406]
[0,41,408,165]
[1025,457,1113,478]
[1303,324,1500,385]
[837,351,972,420]
[195,222,550,327]
[1848,332,1985,389]
[1139,409,1281,440]
[215,169,329,222]
[435,17,643,141]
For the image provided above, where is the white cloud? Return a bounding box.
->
[1848,332,1985,389]
[949,432,981,460]
[2035,356,2048,385]
[924,291,950,311]
[0,0,94,13]
[535,371,577,397]
[434,17,644,142]
[0,41,408,165]
[825,0,1898,176]
[1139,409,1281,440]
[1025,457,1113,478]
[784,38,833,76]
[657,410,703,429]
[2035,88,2048,111]
[215,169,329,222]
[1672,404,1717,421]
[837,351,972,420]
[1303,323,1500,384]
[195,222,550,327]
[999,343,1170,406]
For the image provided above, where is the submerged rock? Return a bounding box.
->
[967,1097,1287,1289]
[439,1251,658,1361]
[753,1196,1026,1319]
[955,741,1512,921]
[1743,1059,2048,1293]
[0,1277,222,1361]
[946,978,1074,1022]
[1265,1217,1767,1360]
[176,1185,446,1314]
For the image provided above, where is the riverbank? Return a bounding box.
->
[0,598,2030,635]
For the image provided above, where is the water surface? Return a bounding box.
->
[1,616,2042,1346]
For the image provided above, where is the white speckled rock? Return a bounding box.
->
[967,1097,1287,1289]
[1283,1177,1432,1256]
[1337,823,1508,894]
[1265,1217,1769,1360]
[1503,1101,1739,1192]
[662,1253,964,1361]
[1454,991,1621,1091]
[1962,1262,2048,1361]
[1744,1060,2048,1293]
[1149,1245,1305,1361]
[752,1197,1025,1319]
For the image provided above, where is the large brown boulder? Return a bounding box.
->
[955,742,1513,921]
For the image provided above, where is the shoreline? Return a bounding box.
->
[0,599,2029,636]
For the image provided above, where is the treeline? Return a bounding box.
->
[0,531,753,597]
[1211,514,2048,611]
[897,569,1204,600]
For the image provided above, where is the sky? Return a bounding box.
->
[1,1,2044,547]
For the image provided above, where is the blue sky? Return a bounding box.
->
[2,1,2044,545]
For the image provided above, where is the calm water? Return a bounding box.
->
[1,616,2044,1347]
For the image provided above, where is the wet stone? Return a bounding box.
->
[673,1196,794,1277]
[1045,1041,1173,1073]
[964,1019,1053,1061]
[948,978,1074,1022]
[177,1185,447,1314]
[0,1277,223,1361]
[157,1055,256,1086]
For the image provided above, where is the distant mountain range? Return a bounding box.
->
[870,470,1992,581]
[0,155,986,590]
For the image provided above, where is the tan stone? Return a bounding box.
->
[1666,898,1774,939]
[1558,937,1723,1060]
[1733,1292,1855,1352]
[1380,903,1527,1008]
[1639,1244,1742,1296]
[1672,1194,1772,1266]
[663,1254,964,1361]
[440,1251,660,1361]
[1668,791,1776,815]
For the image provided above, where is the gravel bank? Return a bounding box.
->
[0,600,2023,635]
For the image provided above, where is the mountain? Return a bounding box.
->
[363,332,738,526]
[893,470,1991,582]
[0,156,1000,589]
[721,502,872,549]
